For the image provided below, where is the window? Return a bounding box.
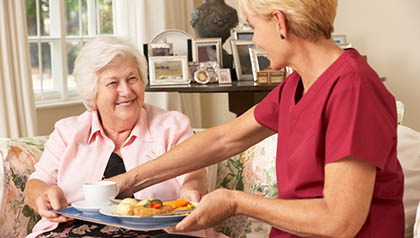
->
[25,0,115,106]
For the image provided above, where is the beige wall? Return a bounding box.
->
[37,104,85,135]
[36,0,420,134]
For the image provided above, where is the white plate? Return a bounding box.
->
[151,29,192,57]
[71,200,105,214]
[99,202,197,225]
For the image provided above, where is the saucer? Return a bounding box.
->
[71,200,107,214]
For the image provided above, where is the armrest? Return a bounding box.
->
[0,137,47,237]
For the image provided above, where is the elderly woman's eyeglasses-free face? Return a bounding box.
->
[95,56,145,127]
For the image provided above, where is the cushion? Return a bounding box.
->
[397,125,420,238]
[214,134,278,237]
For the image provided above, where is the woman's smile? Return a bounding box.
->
[115,97,138,107]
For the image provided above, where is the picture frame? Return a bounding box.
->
[269,70,286,84]
[338,42,353,49]
[332,34,347,44]
[192,38,223,67]
[231,39,256,80]
[257,71,269,84]
[232,29,254,40]
[148,43,173,57]
[188,62,200,82]
[218,68,232,84]
[249,48,271,82]
[194,69,211,84]
[148,56,190,85]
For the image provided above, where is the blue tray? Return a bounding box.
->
[54,207,180,231]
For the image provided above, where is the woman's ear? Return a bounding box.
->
[87,98,97,110]
[272,10,288,39]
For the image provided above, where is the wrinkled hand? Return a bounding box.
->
[180,189,202,202]
[35,185,72,223]
[171,188,236,232]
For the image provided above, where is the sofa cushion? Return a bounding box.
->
[0,137,46,238]
[397,125,420,238]
[214,134,278,238]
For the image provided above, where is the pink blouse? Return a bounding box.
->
[27,104,225,238]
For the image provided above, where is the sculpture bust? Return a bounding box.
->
[190,0,239,44]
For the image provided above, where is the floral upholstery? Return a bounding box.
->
[0,137,47,238]
[0,133,278,238]
[214,135,278,238]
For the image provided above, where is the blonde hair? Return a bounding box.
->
[73,36,147,111]
[239,0,337,41]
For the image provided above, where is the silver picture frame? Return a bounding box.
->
[148,56,190,85]
[249,48,271,82]
[231,39,255,81]
[192,38,223,67]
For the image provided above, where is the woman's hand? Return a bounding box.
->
[35,185,72,223]
[171,188,237,232]
[24,179,72,223]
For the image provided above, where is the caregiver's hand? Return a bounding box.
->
[172,188,237,232]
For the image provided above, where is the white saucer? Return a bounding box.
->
[71,200,105,214]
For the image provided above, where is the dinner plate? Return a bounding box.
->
[71,200,104,214]
[151,29,192,57]
[99,203,197,225]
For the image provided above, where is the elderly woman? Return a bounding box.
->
[24,37,221,238]
[112,1,405,237]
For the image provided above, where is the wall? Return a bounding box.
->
[334,0,420,131]
[37,103,85,135]
[223,0,420,131]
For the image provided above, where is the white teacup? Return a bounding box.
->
[82,181,119,207]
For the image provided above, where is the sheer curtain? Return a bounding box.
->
[0,0,38,137]
[115,0,203,128]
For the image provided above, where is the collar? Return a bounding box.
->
[87,107,154,144]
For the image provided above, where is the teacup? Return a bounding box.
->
[82,181,119,207]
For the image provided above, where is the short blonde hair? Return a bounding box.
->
[73,36,147,111]
[239,0,337,41]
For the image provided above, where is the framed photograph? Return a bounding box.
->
[269,70,286,84]
[231,39,256,80]
[257,71,269,84]
[233,30,254,40]
[338,42,352,49]
[192,38,223,67]
[188,62,200,82]
[249,48,271,82]
[194,69,211,84]
[332,34,347,44]
[148,43,173,57]
[148,56,190,85]
[219,68,232,84]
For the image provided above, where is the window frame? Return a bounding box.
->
[27,0,116,108]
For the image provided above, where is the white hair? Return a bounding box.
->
[73,36,147,111]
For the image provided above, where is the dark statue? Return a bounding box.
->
[190,0,239,76]
[190,0,239,44]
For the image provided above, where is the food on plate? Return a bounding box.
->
[116,198,195,217]
[116,198,139,215]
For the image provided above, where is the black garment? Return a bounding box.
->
[103,152,127,179]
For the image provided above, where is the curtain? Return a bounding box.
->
[0,0,38,137]
[115,0,203,128]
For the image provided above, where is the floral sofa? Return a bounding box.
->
[2,125,420,238]
[0,131,278,238]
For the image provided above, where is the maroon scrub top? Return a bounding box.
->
[254,49,404,238]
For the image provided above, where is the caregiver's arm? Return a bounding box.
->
[114,107,274,197]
